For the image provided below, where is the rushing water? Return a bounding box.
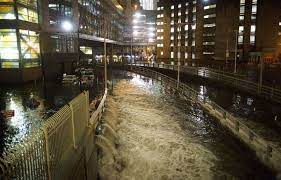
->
[178,72,281,151]
[98,71,275,179]
[154,68,281,151]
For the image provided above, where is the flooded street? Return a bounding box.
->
[98,72,275,179]
[153,68,281,151]
[0,75,104,154]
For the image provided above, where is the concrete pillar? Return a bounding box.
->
[39,0,50,31]
[72,0,79,32]
[109,44,113,64]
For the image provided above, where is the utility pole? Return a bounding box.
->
[175,23,189,88]
[234,30,238,73]
[259,57,263,93]
[226,39,229,64]
[104,19,107,90]
[177,40,180,88]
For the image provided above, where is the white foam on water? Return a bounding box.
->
[98,79,221,180]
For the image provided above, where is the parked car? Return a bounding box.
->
[62,74,78,85]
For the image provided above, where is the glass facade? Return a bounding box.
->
[0,0,40,68]
[0,5,16,19]
[0,29,19,68]
[20,30,40,67]
[78,0,126,42]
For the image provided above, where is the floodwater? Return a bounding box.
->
[179,72,281,151]
[0,77,104,154]
[98,71,275,180]
[155,68,281,151]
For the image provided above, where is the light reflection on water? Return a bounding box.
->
[0,79,104,154]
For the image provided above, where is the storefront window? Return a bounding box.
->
[0,29,18,59]
[0,5,16,19]
[0,29,19,68]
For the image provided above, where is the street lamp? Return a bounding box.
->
[62,20,73,31]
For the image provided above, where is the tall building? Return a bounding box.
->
[131,10,157,60]
[140,0,155,10]
[0,0,131,83]
[156,0,281,64]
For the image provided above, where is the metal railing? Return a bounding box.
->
[131,62,281,104]
[0,89,108,179]
[128,65,281,173]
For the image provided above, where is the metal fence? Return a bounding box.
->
[131,63,281,104]
[0,89,108,180]
[129,65,281,173]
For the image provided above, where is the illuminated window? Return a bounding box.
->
[19,30,40,68]
[250,25,256,33]
[252,5,257,14]
[203,42,215,45]
[204,23,216,28]
[250,35,256,44]
[0,5,16,19]
[18,6,38,23]
[0,29,18,59]
[204,14,216,19]
[192,40,195,46]
[239,26,244,34]
[238,35,243,44]
[239,15,244,21]
[192,53,195,59]
[204,4,216,10]
[0,29,19,68]
[240,6,245,14]
[80,46,92,55]
[192,7,196,13]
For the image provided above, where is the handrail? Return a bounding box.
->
[128,65,281,173]
[130,63,281,104]
[0,88,108,179]
[89,89,108,127]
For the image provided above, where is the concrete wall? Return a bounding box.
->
[0,67,42,84]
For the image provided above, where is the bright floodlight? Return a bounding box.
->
[62,21,73,31]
